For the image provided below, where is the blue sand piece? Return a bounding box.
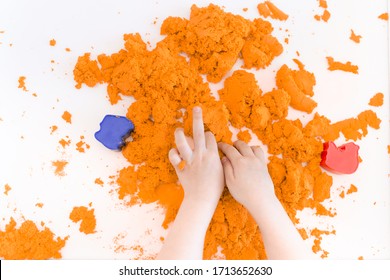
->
[95,115,134,151]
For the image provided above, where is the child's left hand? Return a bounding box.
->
[169,106,224,208]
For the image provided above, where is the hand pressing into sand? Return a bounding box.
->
[157,106,224,260]
[218,141,316,259]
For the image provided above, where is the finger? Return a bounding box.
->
[205,131,217,151]
[168,148,182,169]
[251,145,265,161]
[185,136,195,150]
[192,106,206,151]
[218,142,241,161]
[233,140,254,157]
[221,156,234,181]
[175,128,192,161]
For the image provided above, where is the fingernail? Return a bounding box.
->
[193,106,201,113]
[221,157,227,163]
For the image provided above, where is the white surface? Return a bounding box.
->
[0,0,389,259]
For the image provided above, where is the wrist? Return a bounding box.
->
[181,195,219,213]
[174,197,217,232]
[245,188,279,216]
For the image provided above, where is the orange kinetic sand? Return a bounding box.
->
[319,0,327,8]
[4,184,11,195]
[95,178,104,186]
[369,92,384,107]
[314,0,330,22]
[321,10,331,22]
[69,206,96,234]
[50,125,58,134]
[378,13,388,21]
[257,3,271,18]
[52,160,68,176]
[73,4,381,259]
[50,39,56,46]
[76,140,87,152]
[276,64,317,113]
[237,130,252,143]
[178,160,186,171]
[346,184,358,195]
[257,1,289,21]
[59,138,71,148]
[18,76,27,91]
[326,56,358,74]
[61,111,72,123]
[0,218,67,259]
[349,30,362,43]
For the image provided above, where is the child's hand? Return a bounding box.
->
[218,141,276,210]
[169,107,224,208]
[158,107,223,260]
[218,141,317,259]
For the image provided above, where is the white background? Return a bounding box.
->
[0,0,389,259]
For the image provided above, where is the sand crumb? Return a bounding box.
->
[69,206,96,234]
[346,184,358,195]
[18,76,27,91]
[237,130,252,143]
[59,138,71,148]
[349,29,362,43]
[326,57,358,74]
[4,184,11,195]
[94,178,104,186]
[368,93,384,107]
[50,125,58,134]
[52,160,68,176]
[61,111,72,124]
[378,13,388,21]
[257,1,289,20]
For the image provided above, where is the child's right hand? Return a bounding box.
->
[218,141,276,210]
[169,106,224,209]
